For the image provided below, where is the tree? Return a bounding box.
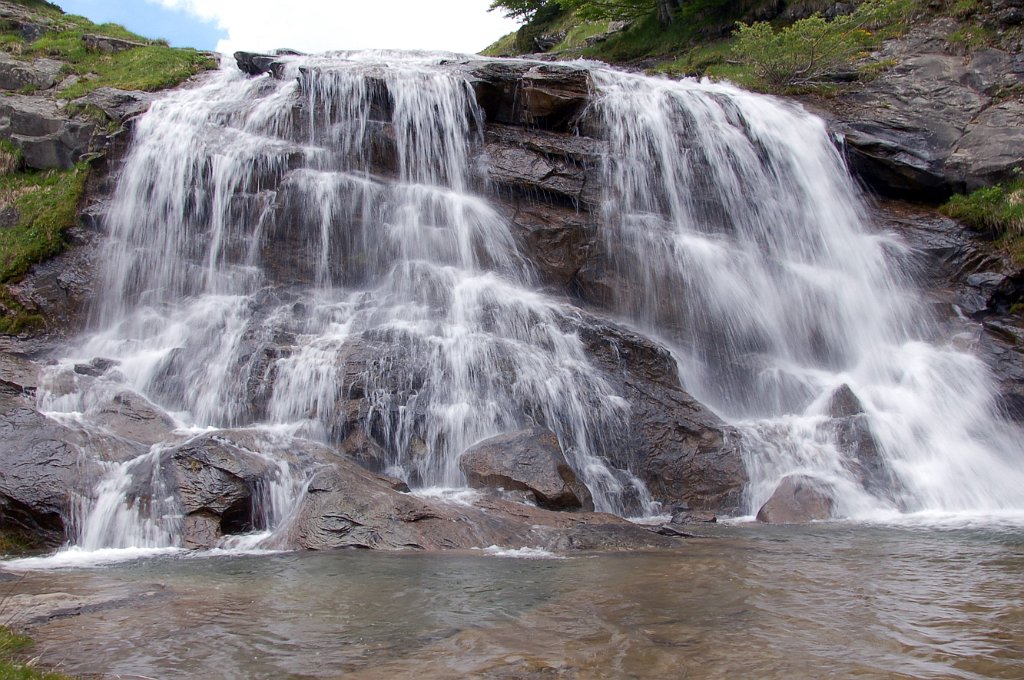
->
[488,0,550,22]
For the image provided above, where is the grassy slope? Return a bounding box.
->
[0,1,216,334]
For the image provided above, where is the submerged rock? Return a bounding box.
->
[459,428,594,511]
[756,475,835,524]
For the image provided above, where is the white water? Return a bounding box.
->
[590,70,1024,515]
[27,53,1024,559]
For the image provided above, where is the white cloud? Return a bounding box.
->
[147,0,521,55]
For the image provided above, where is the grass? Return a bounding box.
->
[0,627,71,680]
[0,8,215,101]
[0,163,88,333]
[942,177,1024,264]
[0,164,89,284]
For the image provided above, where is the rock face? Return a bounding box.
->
[0,355,105,548]
[756,475,835,523]
[459,428,595,511]
[814,18,1024,198]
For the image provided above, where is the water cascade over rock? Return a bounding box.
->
[7,51,1024,555]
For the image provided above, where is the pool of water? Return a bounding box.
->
[3,522,1023,679]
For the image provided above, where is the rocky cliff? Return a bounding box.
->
[1,0,1022,553]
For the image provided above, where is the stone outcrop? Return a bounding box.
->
[756,474,836,523]
[458,428,595,511]
[811,18,1024,198]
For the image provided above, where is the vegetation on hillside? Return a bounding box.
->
[0,7,214,99]
[0,1,216,334]
[484,0,1012,92]
[942,177,1024,264]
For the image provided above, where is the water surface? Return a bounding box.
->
[7,523,1022,679]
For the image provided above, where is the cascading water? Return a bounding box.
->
[590,69,1024,517]
[35,51,1024,557]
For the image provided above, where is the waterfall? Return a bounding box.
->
[36,52,1024,554]
[590,69,1024,516]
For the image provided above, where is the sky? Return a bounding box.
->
[54,0,521,55]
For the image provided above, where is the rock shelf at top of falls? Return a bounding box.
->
[2,48,1024,559]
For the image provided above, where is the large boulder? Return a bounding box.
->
[0,355,107,548]
[467,61,590,132]
[0,94,96,169]
[459,428,594,511]
[578,317,748,514]
[0,54,63,91]
[756,474,836,523]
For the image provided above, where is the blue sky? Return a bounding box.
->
[54,0,226,50]
[50,1,519,55]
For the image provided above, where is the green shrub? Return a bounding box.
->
[732,0,915,91]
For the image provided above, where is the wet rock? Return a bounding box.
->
[578,317,748,514]
[459,428,595,512]
[0,54,63,91]
[289,456,676,552]
[485,124,603,207]
[0,385,105,547]
[670,510,717,524]
[164,433,272,545]
[234,51,286,79]
[756,475,835,523]
[468,61,590,132]
[827,383,864,418]
[94,390,176,447]
[4,223,100,335]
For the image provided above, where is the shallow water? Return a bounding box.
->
[5,523,1022,679]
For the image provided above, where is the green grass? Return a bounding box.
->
[22,18,214,99]
[0,7,215,100]
[0,163,88,333]
[942,177,1024,264]
[0,164,89,284]
[0,627,71,680]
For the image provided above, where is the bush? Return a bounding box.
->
[942,178,1024,236]
[732,0,915,91]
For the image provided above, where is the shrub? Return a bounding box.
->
[732,0,915,91]
[942,178,1024,236]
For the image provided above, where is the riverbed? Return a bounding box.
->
[3,521,1022,679]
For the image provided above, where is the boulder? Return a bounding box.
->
[82,34,146,53]
[816,20,1024,198]
[0,54,63,91]
[578,317,748,514]
[93,390,177,447]
[234,51,286,79]
[0,384,105,548]
[459,428,595,511]
[72,87,154,122]
[0,94,96,170]
[162,432,276,547]
[756,474,835,523]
